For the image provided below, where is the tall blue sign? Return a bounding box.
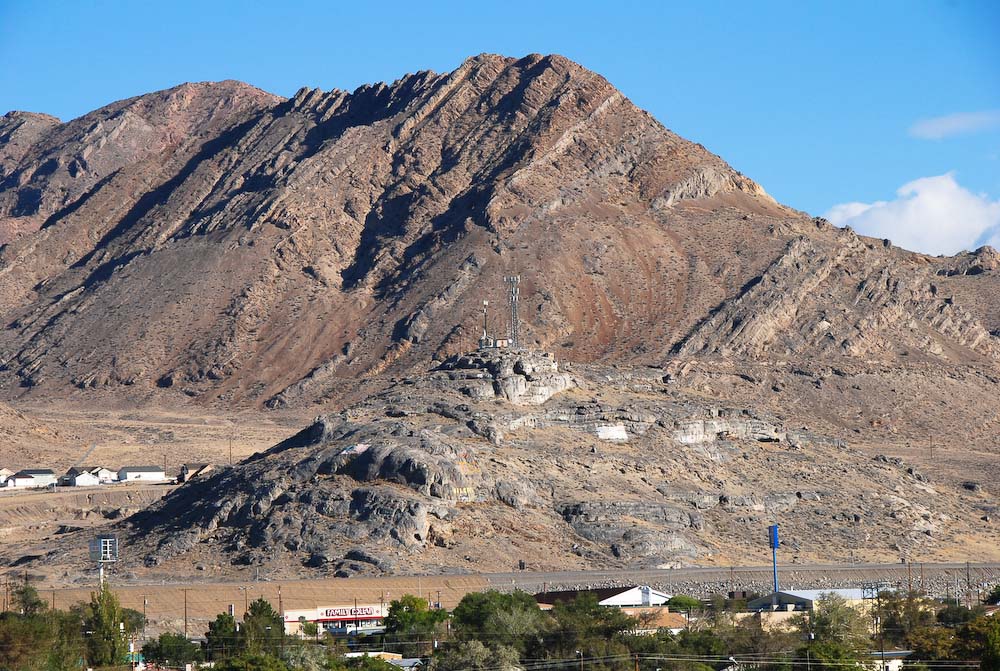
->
[768,524,780,593]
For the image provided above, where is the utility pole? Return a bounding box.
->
[142,596,147,640]
[229,433,233,466]
[183,589,189,638]
[966,561,972,608]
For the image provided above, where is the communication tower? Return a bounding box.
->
[505,275,520,348]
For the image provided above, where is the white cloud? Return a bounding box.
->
[824,173,1000,256]
[909,110,1000,140]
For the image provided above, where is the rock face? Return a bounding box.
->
[434,349,575,405]
[104,348,999,578]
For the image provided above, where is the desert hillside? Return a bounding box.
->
[0,54,997,579]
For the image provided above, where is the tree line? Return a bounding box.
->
[2,581,999,670]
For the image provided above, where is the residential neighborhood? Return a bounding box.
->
[0,462,213,490]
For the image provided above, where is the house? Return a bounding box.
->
[180,463,213,482]
[387,659,423,670]
[91,467,117,483]
[6,469,57,488]
[0,468,14,485]
[535,585,672,608]
[60,468,99,487]
[117,466,168,483]
[60,467,104,487]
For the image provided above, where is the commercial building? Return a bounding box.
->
[747,589,868,612]
[283,603,389,636]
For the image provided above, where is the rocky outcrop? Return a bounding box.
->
[435,349,575,405]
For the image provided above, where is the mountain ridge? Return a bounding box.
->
[1,54,998,578]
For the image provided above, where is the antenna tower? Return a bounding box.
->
[505,276,520,348]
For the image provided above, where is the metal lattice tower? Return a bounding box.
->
[505,275,520,348]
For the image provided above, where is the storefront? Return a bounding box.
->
[284,603,389,636]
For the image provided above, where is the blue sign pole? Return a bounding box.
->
[768,524,780,593]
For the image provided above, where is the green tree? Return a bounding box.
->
[907,625,956,669]
[984,585,1000,606]
[432,639,520,671]
[955,616,1000,670]
[84,581,129,667]
[667,595,702,613]
[142,632,203,664]
[205,611,241,660]
[937,603,978,627]
[384,594,448,656]
[204,613,243,662]
[12,583,47,617]
[876,591,935,646]
[451,590,546,653]
[793,594,871,671]
[243,597,284,656]
[542,593,636,670]
[215,651,289,671]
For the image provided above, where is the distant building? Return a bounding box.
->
[387,659,424,670]
[284,603,389,636]
[7,469,57,488]
[91,467,117,483]
[535,585,672,608]
[622,607,688,634]
[746,589,876,632]
[0,468,14,485]
[117,466,168,483]
[180,463,213,482]
[59,467,100,487]
[746,589,868,612]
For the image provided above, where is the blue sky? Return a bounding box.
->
[2,0,998,254]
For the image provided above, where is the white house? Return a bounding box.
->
[0,468,14,485]
[117,466,168,482]
[7,469,58,488]
[91,467,117,483]
[70,471,100,487]
[60,467,104,487]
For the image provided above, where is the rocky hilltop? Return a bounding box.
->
[25,346,984,579]
[1,54,998,575]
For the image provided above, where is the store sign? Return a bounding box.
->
[324,606,378,618]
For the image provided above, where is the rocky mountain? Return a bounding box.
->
[0,53,797,406]
[1,54,998,575]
